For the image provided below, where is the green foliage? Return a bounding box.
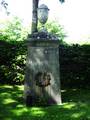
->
[0,40,27,84]
[0,41,90,87]
[38,21,66,43]
[0,17,29,41]
[0,16,30,84]
[4,17,22,41]
[0,16,90,88]
[0,18,66,85]
[60,44,90,88]
[46,21,66,40]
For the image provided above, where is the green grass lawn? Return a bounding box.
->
[0,85,90,120]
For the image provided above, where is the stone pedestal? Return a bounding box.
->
[24,32,62,106]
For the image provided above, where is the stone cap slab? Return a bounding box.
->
[27,32,60,47]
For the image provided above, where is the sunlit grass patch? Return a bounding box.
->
[0,84,13,89]
[11,107,28,116]
[30,107,46,116]
[0,85,90,120]
[62,102,77,109]
[17,85,24,91]
[2,98,17,105]
[0,92,11,97]
[71,112,86,119]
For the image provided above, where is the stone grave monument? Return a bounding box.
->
[24,4,62,106]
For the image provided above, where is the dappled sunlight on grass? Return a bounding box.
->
[61,89,67,93]
[0,92,11,97]
[0,85,90,120]
[30,107,46,116]
[62,103,77,109]
[2,98,17,105]
[71,112,86,119]
[11,106,46,118]
[17,85,24,91]
[16,104,24,108]
[1,85,13,89]
[11,107,28,116]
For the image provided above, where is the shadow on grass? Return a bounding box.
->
[61,88,90,103]
[0,85,90,120]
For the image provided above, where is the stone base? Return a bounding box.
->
[24,39,62,106]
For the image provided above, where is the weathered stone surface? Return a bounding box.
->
[28,31,59,41]
[24,33,61,106]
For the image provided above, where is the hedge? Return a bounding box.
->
[0,40,90,88]
[60,44,90,88]
[0,40,27,84]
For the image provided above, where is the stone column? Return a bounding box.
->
[24,32,62,106]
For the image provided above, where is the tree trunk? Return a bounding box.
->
[31,0,39,33]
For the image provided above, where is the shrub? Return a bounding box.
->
[0,40,27,84]
[60,44,90,88]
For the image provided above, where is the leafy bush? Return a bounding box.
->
[0,17,29,42]
[38,20,66,43]
[0,40,27,84]
[60,44,90,88]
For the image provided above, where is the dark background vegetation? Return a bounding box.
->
[0,40,27,84]
[0,40,90,88]
[0,17,90,88]
[60,44,90,88]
